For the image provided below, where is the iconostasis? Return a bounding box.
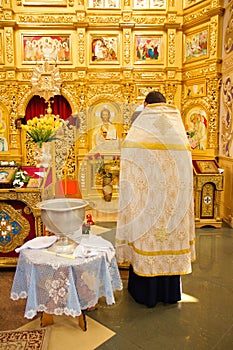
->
[0,0,225,180]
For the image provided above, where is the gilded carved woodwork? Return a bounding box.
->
[193,163,223,228]
[201,183,215,217]
[195,174,223,191]
[183,5,213,27]
[4,28,14,65]
[123,28,131,65]
[87,85,122,103]
[209,17,218,57]
[168,30,175,65]
[132,16,166,25]
[54,122,77,180]
[0,190,41,214]
[184,66,210,80]
[17,15,75,23]
[165,83,177,105]
[206,76,221,149]
[167,14,176,24]
[78,30,85,65]
[88,16,121,24]
[31,62,62,103]
[88,72,121,80]
[133,72,165,80]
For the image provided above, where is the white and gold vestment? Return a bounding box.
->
[116,103,196,277]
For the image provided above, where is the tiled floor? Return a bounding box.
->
[1,223,232,349]
[89,222,233,350]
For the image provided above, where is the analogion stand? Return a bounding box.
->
[193,159,224,228]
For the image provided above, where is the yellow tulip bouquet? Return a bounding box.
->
[22,114,63,148]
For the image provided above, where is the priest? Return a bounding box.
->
[115,91,196,307]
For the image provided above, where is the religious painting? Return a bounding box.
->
[87,101,124,152]
[185,82,206,98]
[89,103,118,149]
[184,29,208,62]
[90,34,119,64]
[185,108,208,151]
[0,32,4,64]
[88,0,120,7]
[0,167,17,188]
[22,35,71,63]
[134,35,163,63]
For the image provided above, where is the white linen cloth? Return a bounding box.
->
[15,236,58,253]
[73,235,115,262]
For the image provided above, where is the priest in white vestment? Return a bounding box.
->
[115,91,196,307]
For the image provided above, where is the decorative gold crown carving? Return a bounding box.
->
[31,61,62,103]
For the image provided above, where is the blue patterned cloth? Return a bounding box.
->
[11,249,123,319]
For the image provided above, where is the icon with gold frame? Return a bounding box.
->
[90,34,120,64]
[0,167,17,188]
[134,35,164,64]
[184,28,208,62]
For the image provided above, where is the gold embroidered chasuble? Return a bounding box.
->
[115,104,196,277]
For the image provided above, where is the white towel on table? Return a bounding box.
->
[15,236,58,253]
[73,235,115,262]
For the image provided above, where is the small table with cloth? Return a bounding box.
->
[11,243,123,331]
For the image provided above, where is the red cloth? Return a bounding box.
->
[21,166,41,178]
[55,180,82,198]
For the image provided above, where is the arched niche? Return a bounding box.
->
[24,95,72,122]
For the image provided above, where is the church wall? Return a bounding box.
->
[219,0,233,227]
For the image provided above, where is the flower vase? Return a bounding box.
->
[102,173,113,202]
[34,142,52,168]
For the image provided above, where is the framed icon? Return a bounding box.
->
[184,28,208,62]
[134,35,164,64]
[0,167,17,188]
[22,34,71,64]
[90,34,120,64]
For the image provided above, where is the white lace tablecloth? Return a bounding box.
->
[11,249,123,319]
